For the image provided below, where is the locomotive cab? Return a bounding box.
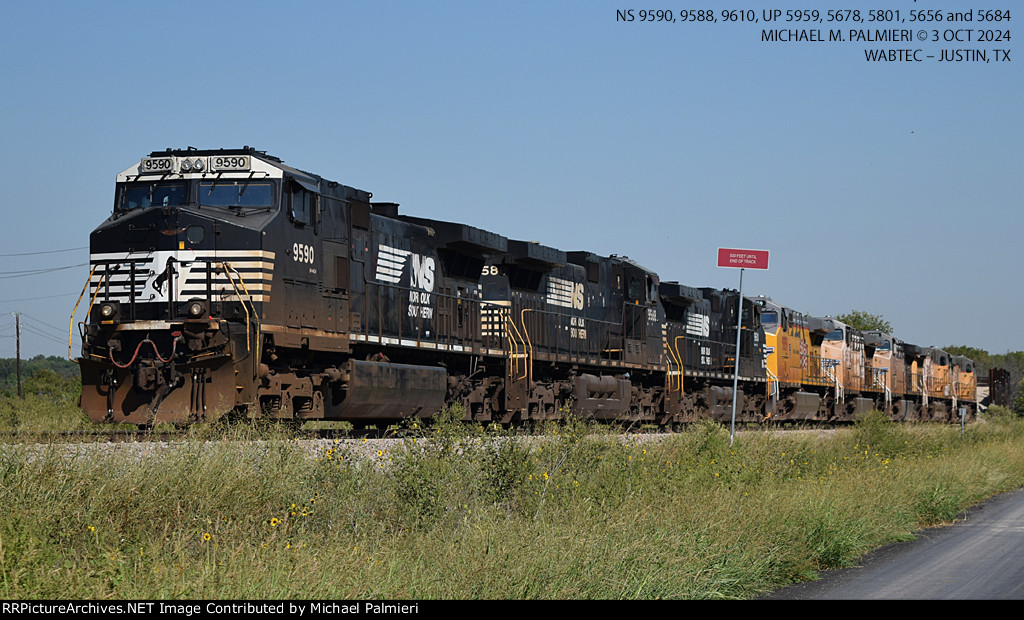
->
[79,148,372,424]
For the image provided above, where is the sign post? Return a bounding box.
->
[717,248,770,446]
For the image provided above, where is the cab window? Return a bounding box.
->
[290,185,316,226]
[199,180,275,208]
[120,182,188,210]
[628,277,643,300]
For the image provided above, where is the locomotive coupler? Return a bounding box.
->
[135,359,165,392]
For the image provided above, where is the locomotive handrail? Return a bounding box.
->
[68,265,100,361]
[521,308,536,385]
[665,338,680,391]
[504,311,528,380]
[223,262,264,383]
[765,366,779,401]
[671,335,686,394]
[356,277,777,384]
[221,263,252,353]
[222,262,262,373]
[363,276,637,370]
[872,367,892,408]
[821,358,844,403]
[504,311,518,378]
[762,364,779,422]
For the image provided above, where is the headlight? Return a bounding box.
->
[94,301,120,324]
[192,158,204,171]
[180,159,192,172]
[186,299,208,319]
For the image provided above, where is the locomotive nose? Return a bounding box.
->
[96,208,213,253]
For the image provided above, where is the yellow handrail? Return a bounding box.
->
[222,262,264,382]
[68,266,100,362]
[505,311,528,380]
[673,335,687,395]
[663,335,678,392]
[500,309,518,380]
[221,263,252,353]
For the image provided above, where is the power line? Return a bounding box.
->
[0,246,88,257]
[0,293,79,303]
[21,325,65,346]
[21,324,66,346]
[20,312,65,334]
[0,264,88,279]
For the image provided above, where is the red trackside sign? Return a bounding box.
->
[717,248,769,270]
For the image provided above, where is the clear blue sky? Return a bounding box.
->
[0,0,1019,359]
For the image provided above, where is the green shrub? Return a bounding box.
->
[853,409,909,457]
[985,404,1015,419]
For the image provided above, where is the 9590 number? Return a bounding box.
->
[210,156,250,172]
[140,157,174,173]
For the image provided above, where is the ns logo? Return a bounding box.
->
[409,254,435,292]
[376,244,435,292]
[570,282,584,310]
[546,277,584,311]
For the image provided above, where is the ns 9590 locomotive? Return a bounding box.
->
[75,148,975,426]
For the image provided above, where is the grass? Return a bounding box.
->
[0,388,93,433]
[1,405,1023,599]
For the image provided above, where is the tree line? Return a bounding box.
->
[0,355,80,397]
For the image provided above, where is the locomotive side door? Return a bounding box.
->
[620,265,648,364]
[278,178,350,353]
[319,193,350,336]
[278,178,324,329]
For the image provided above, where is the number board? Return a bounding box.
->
[209,155,251,172]
[139,157,175,174]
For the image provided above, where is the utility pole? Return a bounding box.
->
[16,312,22,399]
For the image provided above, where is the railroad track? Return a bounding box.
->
[0,424,442,445]
[0,420,827,446]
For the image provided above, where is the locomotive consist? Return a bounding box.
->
[75,148,976,426]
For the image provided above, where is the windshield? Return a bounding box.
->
[761,311,777,325]
[120,182,188,210]
[825,328,844,341]
[199,180,275,208]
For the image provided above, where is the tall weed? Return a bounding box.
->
[2,417,1024,598]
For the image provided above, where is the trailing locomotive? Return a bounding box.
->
[75,148,976,426]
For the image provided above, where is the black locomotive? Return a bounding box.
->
[76,148,971,426]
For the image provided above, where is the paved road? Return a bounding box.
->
[764,487,1024,599]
